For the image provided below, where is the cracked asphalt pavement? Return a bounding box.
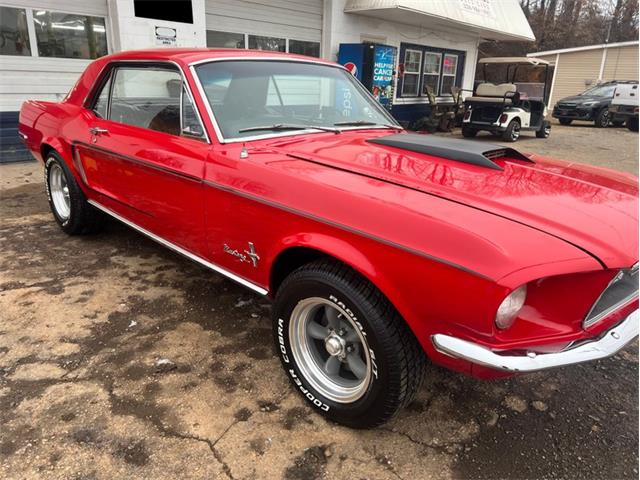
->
[1,123,638,479]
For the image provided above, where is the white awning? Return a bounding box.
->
[479,57,550,65]
[344,0,536,42]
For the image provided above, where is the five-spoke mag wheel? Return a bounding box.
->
[289,297,371,403]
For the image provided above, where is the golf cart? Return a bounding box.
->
[462,57,551,142]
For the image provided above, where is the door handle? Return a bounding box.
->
[89,127,109,136]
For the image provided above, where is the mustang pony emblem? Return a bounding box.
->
[223,242,260,267]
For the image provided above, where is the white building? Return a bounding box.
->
[0,0,534,162]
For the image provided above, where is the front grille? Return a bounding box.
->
[557,103,577,109]
[583,264,639,328]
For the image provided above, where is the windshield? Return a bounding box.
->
[580,84,616,97]
[194,60,397,139]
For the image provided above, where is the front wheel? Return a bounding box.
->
[45,152,104,235]
[536,120,551,138]
[595,108,610,128]
[461,126,478,138]
[272,260,426,428]
[502,119,521,142]
[627,117,639,132]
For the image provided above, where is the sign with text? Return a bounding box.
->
[371,45,396,108]
[155,26,177,47]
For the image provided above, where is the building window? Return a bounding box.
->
[401,49,422,96]
[289,39,320,58]
[0,6,31,56]
[422,52,441,96]
[248,35,285,52]
[133,0,193,24]
[206,30,244,49]
[33,10,108,59]
[398,43,464,99]
[441,54,458,96]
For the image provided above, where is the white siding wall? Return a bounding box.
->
[109,0,206,52]
[0,0,108,112]
[205,0,323,43]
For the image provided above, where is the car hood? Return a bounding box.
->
[557,95,606,104]
[267,131,638,268]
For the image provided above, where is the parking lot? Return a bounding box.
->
[0,122,638,480]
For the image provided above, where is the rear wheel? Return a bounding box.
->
[272,260,426,428]
[536,120,551,138]
[461,126,478,138]
[595,108,610,128]
[45,152,104,235]
[558,118,573,126]
[502,119,521,142]
[627,117,639,132]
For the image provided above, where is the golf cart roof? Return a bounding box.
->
[479,57,550,66]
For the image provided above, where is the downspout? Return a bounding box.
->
[548,52,560,106]
[598,46,608,82]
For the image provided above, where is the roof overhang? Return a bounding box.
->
[479,57,550,66]
[344,0,535,42]
[527,40,639,57]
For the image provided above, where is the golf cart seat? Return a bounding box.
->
[468,83,517,104]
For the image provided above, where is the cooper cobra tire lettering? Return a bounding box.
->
[288,369,330,411]
[277,318,289,363]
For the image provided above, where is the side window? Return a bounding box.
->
[93,73,112,119]
[110,67,182,135]
[181,86,206,139]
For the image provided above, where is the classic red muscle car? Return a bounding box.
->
[19,49,639,428]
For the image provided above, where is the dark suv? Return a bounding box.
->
[552,81,637,128]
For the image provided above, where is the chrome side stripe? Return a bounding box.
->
[88,200,269,296]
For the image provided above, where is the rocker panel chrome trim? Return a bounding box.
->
[432,309,638,373]
[87,200,268,295]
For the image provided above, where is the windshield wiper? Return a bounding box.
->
[238,124,341,134]
[333,120,403,130]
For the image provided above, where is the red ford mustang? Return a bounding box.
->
[19,49,639,428]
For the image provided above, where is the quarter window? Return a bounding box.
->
[0,6,31,56]
[422,52,441,96]
[402,49,422,96]
[93,73,112,119]
[33,10,108,59]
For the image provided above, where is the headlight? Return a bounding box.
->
[495,285,527,330]
[582,101,598,106]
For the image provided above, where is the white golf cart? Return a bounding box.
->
[462,57,551,142]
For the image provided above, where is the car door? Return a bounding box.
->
[75,62,210,255]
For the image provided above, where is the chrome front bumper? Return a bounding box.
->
[431,309,638,373]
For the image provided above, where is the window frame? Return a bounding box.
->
[422,51,442,96]
[205,29,321,58]
[0,5,32,57]
[401,48,422,97]
[440,54,458,96]
[85,61,209,143]
[0,4,111,59]
[397,43,465,101]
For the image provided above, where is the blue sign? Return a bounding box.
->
[372,46,395,107]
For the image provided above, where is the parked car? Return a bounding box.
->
[462,57,552,142]
[19,49,639,428]
[552,81,637,128]
[609,83,639,132]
